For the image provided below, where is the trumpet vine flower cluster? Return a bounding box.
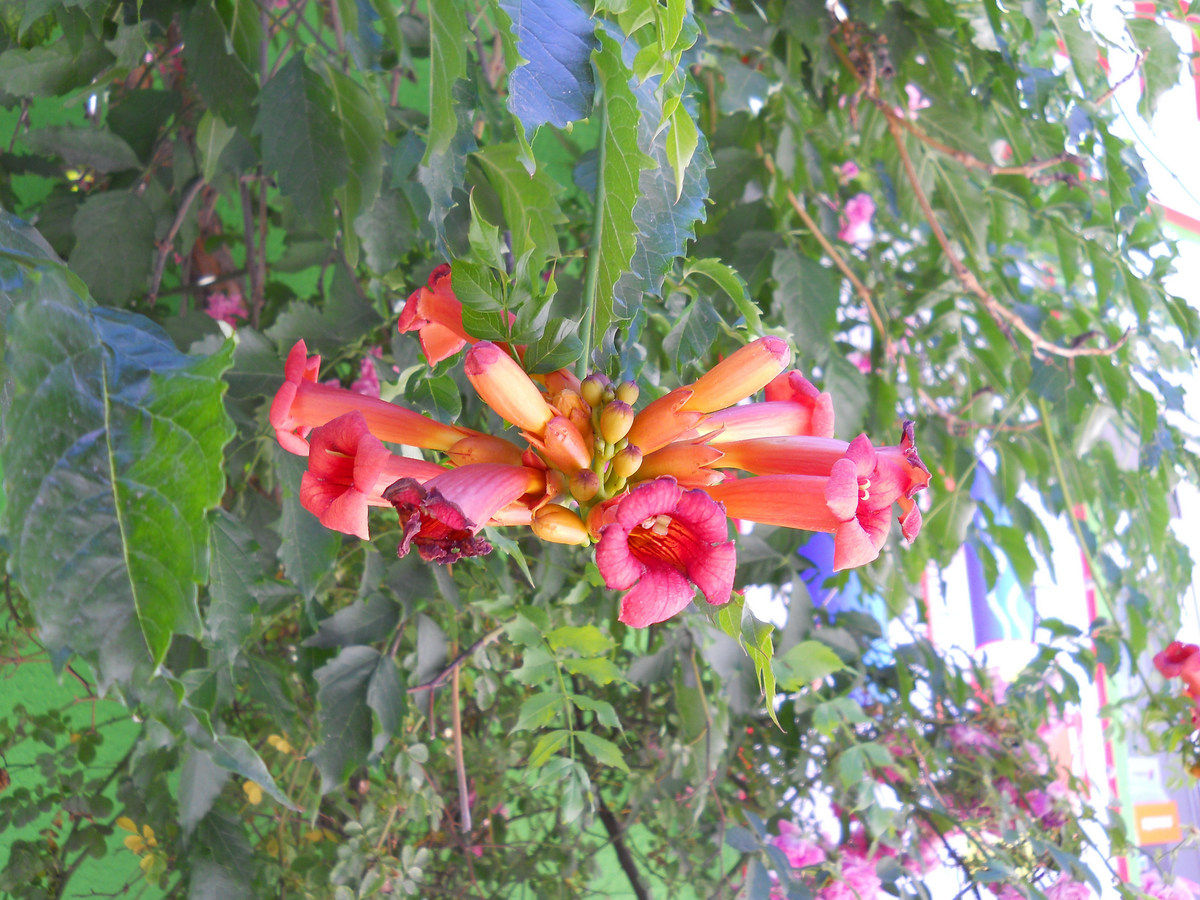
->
[271,267,930,627]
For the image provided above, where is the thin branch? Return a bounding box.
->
[148,177,205,303]
[238,176,265,327]
[450,664,472,834]
[407,626,505,694]
[1095,50,1147,107]
[917,387,1040,435]
[879,104,1085,179]
[596,792,651,900]
[885,115,1129,360]
[759,149,891,354]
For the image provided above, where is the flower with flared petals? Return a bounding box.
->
[1156,641,1200,699]
[272,341,471,455]
[680,336,792,413]
[772,821,825,870]
[702,424,929,570]
[595,476,735,627]
[383,464,544,563]
[1155,641,1200,678]
[397,264,476,365]
[464,341,555,437]
[300,412,446,540]
[764,370,835,438]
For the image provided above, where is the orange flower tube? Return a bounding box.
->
[272,341,472,454]
[680,336,791,413]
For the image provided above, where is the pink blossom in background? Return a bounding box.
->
[905,83,931,114]
[839,161,860,180]
[1044,876,1094,900]
[772,820,826,869]
[838,193,875,244]
[351,347,383,397]
[946,723,1001,754]
[821,853,881,900]
[1143,873,1200,900]
[994,888,1024,900]
[205,287,248,327]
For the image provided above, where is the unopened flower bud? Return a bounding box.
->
[600,401,635,444]
[532,504,592,546]
[611,445,642,479]
[569,469,600,502]
[580,374,608,408]
[601,384,617,404]
[615,380,639,405]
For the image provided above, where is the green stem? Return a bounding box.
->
[579,89,607,381]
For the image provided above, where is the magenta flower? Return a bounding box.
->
[300,412,446,540]
[838,192,876,244]
[703,424,930,570]
[821,853,881,900]
[772,821,825,869]
[1143,873,1200,900]
[594,477,736,628]
[384,463,543,563]
[205,287,249,327]
[350,347,383,398]
[1044,877,1093,900]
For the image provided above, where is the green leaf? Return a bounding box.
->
[772,248,838,361]
[20,124,140,173]
[522,317,584,373]
[208,735,295,808]
[546,624,613,656]
[182,5,258,133]
[70,190,155,304]
[664,297,722,371]
[664,102,699,202]
[561,655,627,686]
[303,594,401,649]
[512,692,563,732]
[0,34,114,97]
[615,61,711,310]
[309,646,380,793]
[773,640,846,691]
[189,810,255,900]
[499,0,597,137]
[473,143,565,261]
[575,731,629,773]
[178,748,231,835]
[570,694,620,729]
[197,112,238,184]
[424,0,469,161]
[1127,18,1183,119]
[255,55,350,234]
[325,64,385,266]
[206,510,261,664]
[683,258,762,334]
[274,449,341,601]
[527,729,571,767]
[590,31,655,338]
[3,219,234,690]
[367,654,405,756]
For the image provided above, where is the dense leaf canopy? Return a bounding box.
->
[1,0,1198,897]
